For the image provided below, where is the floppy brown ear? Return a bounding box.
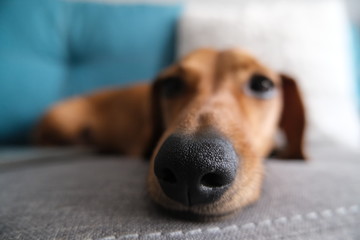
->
[278,74,307,160]
[143,79,165,159]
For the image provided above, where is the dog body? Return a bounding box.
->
[36,84,152,157]
[36,49,305,217]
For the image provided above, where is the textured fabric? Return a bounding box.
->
[0,0,181,144]
[178,0,360,150]
[0,145,359,240]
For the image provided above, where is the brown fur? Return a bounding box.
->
[35,48,306,216]
[35,84,152,157]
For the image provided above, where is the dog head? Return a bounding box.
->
[147,48,306,217]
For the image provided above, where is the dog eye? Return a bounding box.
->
[159,76,185,98]
[245,74,277,99]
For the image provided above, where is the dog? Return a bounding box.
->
[35,48,306,217]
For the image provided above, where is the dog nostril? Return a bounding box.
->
[153,132,238,206]
[200,172,229,188]
[159,168,177,184]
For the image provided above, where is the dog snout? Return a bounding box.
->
[154,131,238,206]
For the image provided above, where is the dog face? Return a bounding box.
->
[148,49,305,216]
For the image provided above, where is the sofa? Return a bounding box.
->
[1,0,360,239]
[1,144,360,240]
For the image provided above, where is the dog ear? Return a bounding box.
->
[277,74,307,160]
[143,79,165,159]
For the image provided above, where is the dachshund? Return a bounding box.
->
[35,48,306,217]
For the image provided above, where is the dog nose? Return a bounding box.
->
[154,131,238,206]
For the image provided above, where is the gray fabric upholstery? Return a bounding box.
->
[0,145,359,240]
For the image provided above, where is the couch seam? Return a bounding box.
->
[94,204,359,240]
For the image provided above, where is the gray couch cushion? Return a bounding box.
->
[0,145,359,240]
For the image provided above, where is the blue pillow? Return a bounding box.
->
[0,0,67,144]
[0,0,182,144]
[351,24,360,109]
[64,2,181,96]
